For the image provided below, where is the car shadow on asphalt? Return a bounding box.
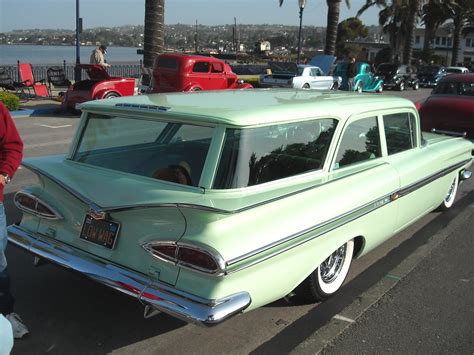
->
[251,188,474,355]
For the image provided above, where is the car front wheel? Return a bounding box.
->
[439,173,459,211]
[413,82,419,90]
[377,84,383,93]
[398,82,405,91]
[301,239,354,302]
[356,83,363,93]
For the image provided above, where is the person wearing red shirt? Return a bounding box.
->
[0,102,28,339]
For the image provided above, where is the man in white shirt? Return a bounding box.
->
[90,45,110,67]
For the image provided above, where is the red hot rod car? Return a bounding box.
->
[151,53,253,93]
[62,64,136,111]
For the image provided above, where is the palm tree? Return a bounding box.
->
[445,0,474,65]
[421,0,451,62]
[279,0,350,56]
[143,0,165,68]
[358,0,417,65]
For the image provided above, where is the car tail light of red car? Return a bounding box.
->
[142,241,225,274]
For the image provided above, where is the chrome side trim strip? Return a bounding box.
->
[226,160,471,272]
[7,225,251,326]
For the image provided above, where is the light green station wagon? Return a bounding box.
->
[8,89,473,326]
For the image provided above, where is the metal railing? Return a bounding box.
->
[1,61,142,82]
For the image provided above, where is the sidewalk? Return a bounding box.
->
[10,96,63,118]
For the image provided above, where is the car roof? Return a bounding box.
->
[439,73,474,83]
[158,53,222,62]
[446,66,468,70]
[80,89,415,127]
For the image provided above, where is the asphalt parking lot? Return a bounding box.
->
[5,87,473,354]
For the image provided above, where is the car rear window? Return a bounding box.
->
[213,119,338,189]
[73,114,213,186]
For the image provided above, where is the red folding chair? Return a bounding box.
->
[18,63,49,97]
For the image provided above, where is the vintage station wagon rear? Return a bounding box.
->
[8,90,472,326]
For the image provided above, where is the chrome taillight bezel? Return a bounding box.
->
[142,241,226,275]
[14,191,63,220]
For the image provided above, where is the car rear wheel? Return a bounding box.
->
[413,82,419,90]
[356,82,363,93]
[377,84,383,93]
[302,83,310,89]
[398,82,405,91]
[438,173,459,211]
[299,239,354,302]
[104,92,119,99]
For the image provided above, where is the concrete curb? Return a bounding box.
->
[10,107,59,118]
[290,200,473,355]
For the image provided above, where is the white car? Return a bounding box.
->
[259,62,341,90]
[446,66,469,74]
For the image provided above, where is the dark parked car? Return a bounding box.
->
[376,63,419,91]
[417,73,474,139]
[417,65,447,87]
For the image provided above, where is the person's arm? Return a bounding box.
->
[0,103,23,186]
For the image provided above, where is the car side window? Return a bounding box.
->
[213,119,338,189]
[211,63,223,73]
[383,112,417,155]
[193,62,210,73]
[310,68,320,76]
[334,116,381,169]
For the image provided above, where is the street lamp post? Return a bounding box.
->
[296,0,306,64]
[74,0,83,81]
[445,27,452,66]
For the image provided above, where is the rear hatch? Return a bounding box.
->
[20,155,196,285]
[267,61,298,79]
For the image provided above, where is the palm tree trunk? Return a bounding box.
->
[143,0,165,68]
[402,0,418,65]
[325,0,342,55]
[422,24,436,61]
[451,15,462,66]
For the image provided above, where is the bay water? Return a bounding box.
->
[0,44,142,65]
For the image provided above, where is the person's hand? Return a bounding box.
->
[0,175,6,187]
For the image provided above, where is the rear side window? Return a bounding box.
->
[213,119,338,189]
[383,113,417,154]
[157,57,179,70]
[193,62,210,73]
[334,116,381,169]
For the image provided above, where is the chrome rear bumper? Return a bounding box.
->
[7,225,251,326]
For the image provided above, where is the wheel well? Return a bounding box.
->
[352,236,365,259]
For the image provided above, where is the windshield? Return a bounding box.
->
[432,82,474,96]
[213,118,338,189]
[446,68,462,73]
[377,64,398,73]
[73,114,214,186]
[419,66,440,74]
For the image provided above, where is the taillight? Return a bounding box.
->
[142,242,224,275]
[14,191,63,220]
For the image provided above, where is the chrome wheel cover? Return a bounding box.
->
[319,244,347,284]
[445,178,457,203]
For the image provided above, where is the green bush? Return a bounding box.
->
[0,92,20,111]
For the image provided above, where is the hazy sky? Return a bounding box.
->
[0,0,380,32]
